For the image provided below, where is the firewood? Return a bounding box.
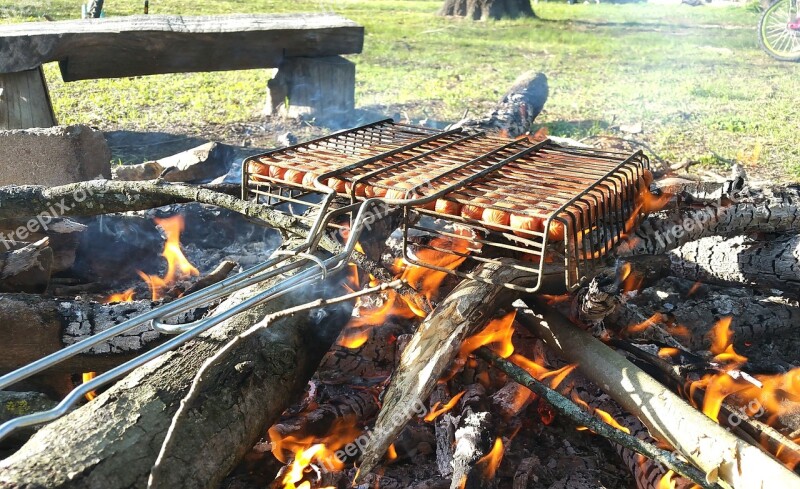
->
[178,259,237,296]
[0,253,350,489]
[448,71,548,138]
[148,272,370,489]
[354,259,535,482]
[517,300,800,489]
[476,348,715,488]
[616,184,800,256]
[609,277,800,350]
[668,234,800,294]
[0,238,52,293]
[449,408,494,489]
[0,294,207,377]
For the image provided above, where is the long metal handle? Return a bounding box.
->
[0,197,385,441]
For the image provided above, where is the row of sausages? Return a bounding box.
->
[249,161,652,242]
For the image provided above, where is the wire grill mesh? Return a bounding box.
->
[243,120,650,292]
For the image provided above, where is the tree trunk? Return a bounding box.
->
[439,0,535,20]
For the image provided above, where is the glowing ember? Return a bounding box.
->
[82,372,97,401]
[103,288,135,304]
[424,391,466,422]
[478,437,504,480]
[658,347,681,359]
[137,216,199,301]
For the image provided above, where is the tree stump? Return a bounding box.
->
[439,0,536,20]
[0,67,56,130]
[264,56,355,124]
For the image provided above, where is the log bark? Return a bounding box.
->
[668,234,800,294]
[354,259,534,483]
[439,0,535,20]
[518,300,800,489]
[448,71,548,138]
[609,277,800,350]
[0,14,364,80]
[0,261,348,489]
[616,184,800,256]
[148,270,356,489]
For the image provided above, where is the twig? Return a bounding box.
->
[476,348,717,489]
[182,260,237,296]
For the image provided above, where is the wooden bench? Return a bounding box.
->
[0,13,364,129]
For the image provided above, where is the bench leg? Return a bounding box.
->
[265,56,355,123]
[0,67,57,130]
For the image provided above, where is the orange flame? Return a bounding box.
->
[104,288,135,303]
[594,408,631,434]
[137,216,199,301]
[708,317,747,364]
[269,417,360,489]
[424,391,466,422]
[658,347,681,359]
[386,443,398,462]
[82,372,97,401]
[657,470,677,489]
[460,311,517,360]
[401,235,471,303]
[478,438,504,480]
[337,288,421,349]
[619,262,644,293]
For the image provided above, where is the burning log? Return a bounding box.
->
[517,300,800,489]
[0,294,205,378]
[148,280,393,489]
[355,259,533,482]
[609,277,800,350]
[0,254,355,489]
[616,183,800,256]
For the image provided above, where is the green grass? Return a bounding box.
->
[2,0,799,179]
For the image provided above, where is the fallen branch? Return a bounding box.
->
[0,238,52,293]
[517,300,800,489]
[476,348,715,489]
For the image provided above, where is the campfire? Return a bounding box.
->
[1,74,800,489]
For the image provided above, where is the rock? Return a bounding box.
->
[113,142,234,183]
[0,125,111,187]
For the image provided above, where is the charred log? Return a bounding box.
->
[0,260,349,489]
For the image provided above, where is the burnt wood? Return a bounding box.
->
[0,14,364,81]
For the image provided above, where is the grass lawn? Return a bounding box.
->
[2,0,799,179]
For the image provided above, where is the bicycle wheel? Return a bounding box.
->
[759,0,800,61]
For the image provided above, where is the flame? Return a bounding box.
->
[657,470,677,489]
[337,288,420,349]
[269,416,360,489]
[401,235,471,303]
[104,288,135,303]
[478,438,504,480]
[594,408,631,434]
[386,443,398,462]
[624,313,665,334]
[424,391,466,422]
[460,311,517,359]
[658,347,681,359]
[708,317,747,364]
[512,353,576,390]
[619,262,644,293]
[687,281,703,297]
[82,372,97,401]
[137,216,199,301]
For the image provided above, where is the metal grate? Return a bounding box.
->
[243,120,650,293]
